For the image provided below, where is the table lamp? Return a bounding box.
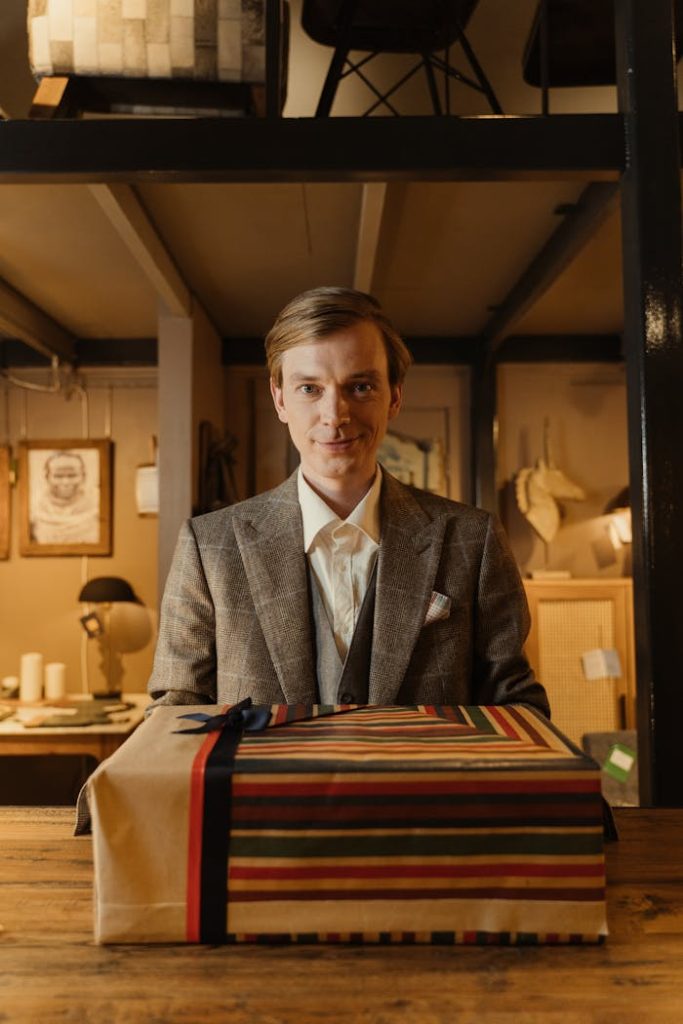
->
[78,577,151,697]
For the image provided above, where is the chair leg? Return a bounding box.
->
[423,56,443,115]
[314,0,360,117]
[315,44,350,116]
[452,22,503,114]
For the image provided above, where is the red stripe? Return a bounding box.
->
[232,778,601,797]
[486,705,521,739]
[228,886,605,903]
[505,705,548,746]
[185,725,224,942]
[230,801,599,822]
[229,863,605,880]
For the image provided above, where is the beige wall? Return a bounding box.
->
[0,368,158,695]
[497,362,629,578]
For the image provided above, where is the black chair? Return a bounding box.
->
[523,0,683,114]
[301,0,502,116]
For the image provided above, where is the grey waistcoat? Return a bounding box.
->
[309,562,377,705]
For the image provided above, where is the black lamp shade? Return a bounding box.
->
[78,576,141,604]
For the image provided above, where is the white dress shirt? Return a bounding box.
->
[297,467,381,660]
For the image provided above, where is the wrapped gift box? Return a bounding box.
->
[79,703,607,945]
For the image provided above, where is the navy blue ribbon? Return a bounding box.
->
[173,696,271,735]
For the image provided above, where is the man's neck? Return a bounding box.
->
[302,468,378,520]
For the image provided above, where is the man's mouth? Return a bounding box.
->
[316,437,358,451]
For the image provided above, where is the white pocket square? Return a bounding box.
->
[423,591,451,627]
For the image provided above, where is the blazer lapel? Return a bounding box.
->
[233,472,317,704]
[369,472,448,704]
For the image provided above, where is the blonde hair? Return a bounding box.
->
[265,287,412,387]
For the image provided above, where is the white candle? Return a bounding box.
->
[2,675,19,695]
[20,652,43,703]
[44,662,67,701]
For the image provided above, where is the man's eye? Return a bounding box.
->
[299,384,319,395]
[352,383,373,394]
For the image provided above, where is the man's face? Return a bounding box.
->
[270,320,402,495]
[46,455,85,503]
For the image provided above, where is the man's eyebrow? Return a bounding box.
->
[287,369,382,382]
[288,372,320,382]
[348,369,382,380]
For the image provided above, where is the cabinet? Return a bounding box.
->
[523,579,636,745]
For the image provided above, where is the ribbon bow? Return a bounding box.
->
[173,696,271,735]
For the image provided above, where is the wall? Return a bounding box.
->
[0,368,158,695]
[497,362,629,578]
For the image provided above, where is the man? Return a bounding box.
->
[30,450,99,545]
[149,287,549,716]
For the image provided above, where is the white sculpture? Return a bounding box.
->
[514,421,586,544]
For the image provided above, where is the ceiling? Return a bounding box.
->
[0,0,652,357]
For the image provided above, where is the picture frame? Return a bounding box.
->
[18,439,113,556]
[0,445,10,560]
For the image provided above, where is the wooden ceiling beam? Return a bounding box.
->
[89,183,191,317]
[0,277,75,362]
[481,181,620,352]
[353,183,387,293]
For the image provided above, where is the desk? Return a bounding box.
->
[1,807,682,1023]
[0,693,148,762]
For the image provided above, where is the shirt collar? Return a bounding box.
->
[298,467,382,552]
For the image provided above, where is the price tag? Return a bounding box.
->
[581,648,622,679]
[603,743,637,783]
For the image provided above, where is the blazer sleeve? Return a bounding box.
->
[472,514,551,718]
[147,519,218,708]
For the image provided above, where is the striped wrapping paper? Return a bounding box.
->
[85,704,607,945]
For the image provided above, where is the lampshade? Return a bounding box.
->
[78,577,141,604]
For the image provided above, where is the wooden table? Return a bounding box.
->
[1,807,682,1023]
[0,693,149,762]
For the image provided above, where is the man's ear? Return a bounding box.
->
[388,383,403,421]
[270,377,288,423]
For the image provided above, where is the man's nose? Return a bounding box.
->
[320,388,350,426]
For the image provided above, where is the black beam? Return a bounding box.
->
[0,338,158,367]
[616,0,683,807]
[481,181,620,351]
[0,115,623,184]
[405,336,478,364]
[74,338,157,366]
[221,335,480,366]
[498,334,623,362]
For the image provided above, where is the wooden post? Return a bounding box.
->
[157,302,224,596]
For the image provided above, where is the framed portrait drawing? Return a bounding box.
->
[18,439,113,556]
[0,445,9,560]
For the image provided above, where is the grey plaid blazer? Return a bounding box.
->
[148,469,549,716]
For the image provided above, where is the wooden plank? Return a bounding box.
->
[0,115,624,184]
[353,183,387,293]
[89,184,191,317]
[1,809,683,1024]
[0,277,75,362]
[481,182,620,351]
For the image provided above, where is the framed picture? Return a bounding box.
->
[18,439,113,556]
[0,445,9,560]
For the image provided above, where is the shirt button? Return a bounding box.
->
[339,691,355,704]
